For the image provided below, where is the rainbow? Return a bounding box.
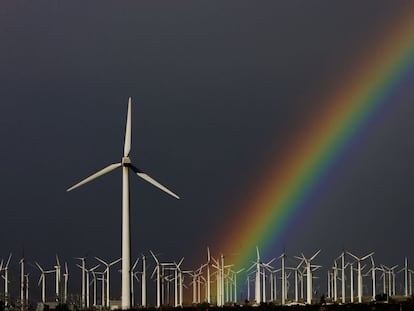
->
[219,4,414,268]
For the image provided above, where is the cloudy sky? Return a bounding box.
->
[1,0,414,302]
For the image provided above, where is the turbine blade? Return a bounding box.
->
[149,250,159,264]
[124,98,132,157]
[35,262,43,272]
[95,257,108,266]
[177,257,184,268]
[346,251,358,261]
[67,163,122,192]
[310,249,321,261]
[38,274,44,287]
[130,165,180,199]
[6,253,12,267]
[361,252,375,261]
[110,258,122,266]
[132,258,140,271]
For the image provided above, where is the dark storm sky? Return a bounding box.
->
[1,0,414,299]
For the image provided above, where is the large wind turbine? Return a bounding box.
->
[67,98,180,309]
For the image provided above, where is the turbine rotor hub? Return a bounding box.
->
[122,157,131,166]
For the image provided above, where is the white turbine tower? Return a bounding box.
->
[20,257,25,311]
[141,254,147,307]
[63,263,69,304]
[67,98,180,309]
[279,252,286,305]
[347,251,374,303]
[397,257,409,297]
[206,247,212,304]
[3,253,12,307]
[54,255,61,301]
[74,257,87,309]
[130,258,139,307]
[250,246,261,304]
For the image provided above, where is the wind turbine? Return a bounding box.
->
[150,250,162,308]
[369,255,378,301]
[35,262,54,303]
[130,258,139,307]
[54,255,61,301]
[67,98,180,309]
[248,246,261,304]
[76,264,100,308]
[175,258,184,307]
[295,250,321,305]
[278,252,286,305]
[20,257,25,311]
[397,257,409,297]
[74,257,87,308]
[2,253,12,307]
[91,270,98,307]
[231,268,244,303]
[63,263,69,304]
[95,256,121,308]
[24,274,29,308]
[206,247,212,304]
[339,252,346,304]
[347,251,374,303]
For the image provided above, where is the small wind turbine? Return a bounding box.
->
[347,251,374,303]
[150,250,162,308]
[247,246,262,304]
[63,262,69,304]
[295,250,321,304]
[24,274,29,308]
[130,258,139,307]
[95,256,121,308]
[54,255,61,301]
[397,257,409,297]
[206,247,212,304]
[35,262,54,303]
[278,252,286,305]
[76,264,100,308]
[74,257,87,308]
[231,268,244,303]
[2,253,12,307]
[67,98,180,309]
[20,257,25,311]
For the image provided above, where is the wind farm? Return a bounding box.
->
[1,1,414,311]
[1,249,414,310]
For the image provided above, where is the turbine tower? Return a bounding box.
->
[67,98,180,309]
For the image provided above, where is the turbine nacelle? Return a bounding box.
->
[122,157,131,166]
